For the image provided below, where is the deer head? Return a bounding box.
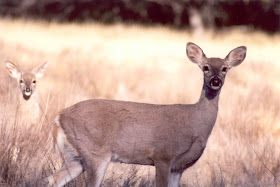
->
[186,42,246,93]
[5,61,48,100]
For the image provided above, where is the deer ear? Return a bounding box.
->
[5,61,22,79]
[186,42,206,67]
[33,62,48,78]
[225,46,246,67]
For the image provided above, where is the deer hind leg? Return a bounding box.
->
[47,159,84,187]
[84,155,111,187]
[47,119,84,187]
[46,140,85,187]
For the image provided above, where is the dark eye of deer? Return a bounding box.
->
[222,67,227,73]
[20,80,24,84]
[203,66,209,73]
[33,80,36,84]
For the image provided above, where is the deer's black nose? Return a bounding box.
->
[26,87,31,92]
[210,76,222,87]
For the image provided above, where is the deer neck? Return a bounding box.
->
[17,91,41,122]
[195,83,220,136]
[198,81,220,105]
[18,92,38,103]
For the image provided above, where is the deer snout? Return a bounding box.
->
[26,87,31,93]
[25,87,32,95]
[22,87,33,100]
[210,76,222,90]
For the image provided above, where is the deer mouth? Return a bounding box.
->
[210,76,222,90]
[23,94,31,100]
[22,88,32,100]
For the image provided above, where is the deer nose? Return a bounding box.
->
[26,87,31,92]
[210,76,222,87]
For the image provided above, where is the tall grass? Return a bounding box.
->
[0,18,280,186]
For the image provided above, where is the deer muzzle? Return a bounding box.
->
[22,87,33,100]
[25,87,32,96]
[210,76,222,90]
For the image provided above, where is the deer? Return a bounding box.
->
[5,61,48,128]
[4,61,50,180]
[46,42,246,187]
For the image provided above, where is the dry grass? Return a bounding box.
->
[0,18,280,186]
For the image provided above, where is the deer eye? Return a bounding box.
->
[222,67,228,73]
[203,66,209,73]
[32,80,36,84]
[20,79,24,84]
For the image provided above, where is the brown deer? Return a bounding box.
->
[47,42,246,187]
[5,61,48,127]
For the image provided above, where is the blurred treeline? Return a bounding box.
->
[0,0,279,32]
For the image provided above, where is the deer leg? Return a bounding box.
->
[47,159,84,187]
[84,156,111,187]
[155,161,170,187]
[171,137,206,172]
[47,135,85,187]
[168,171,183,187]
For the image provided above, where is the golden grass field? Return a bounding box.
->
[0,18,280,186]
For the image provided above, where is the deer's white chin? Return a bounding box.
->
[24,91,32,96]
[210,86,221,90]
